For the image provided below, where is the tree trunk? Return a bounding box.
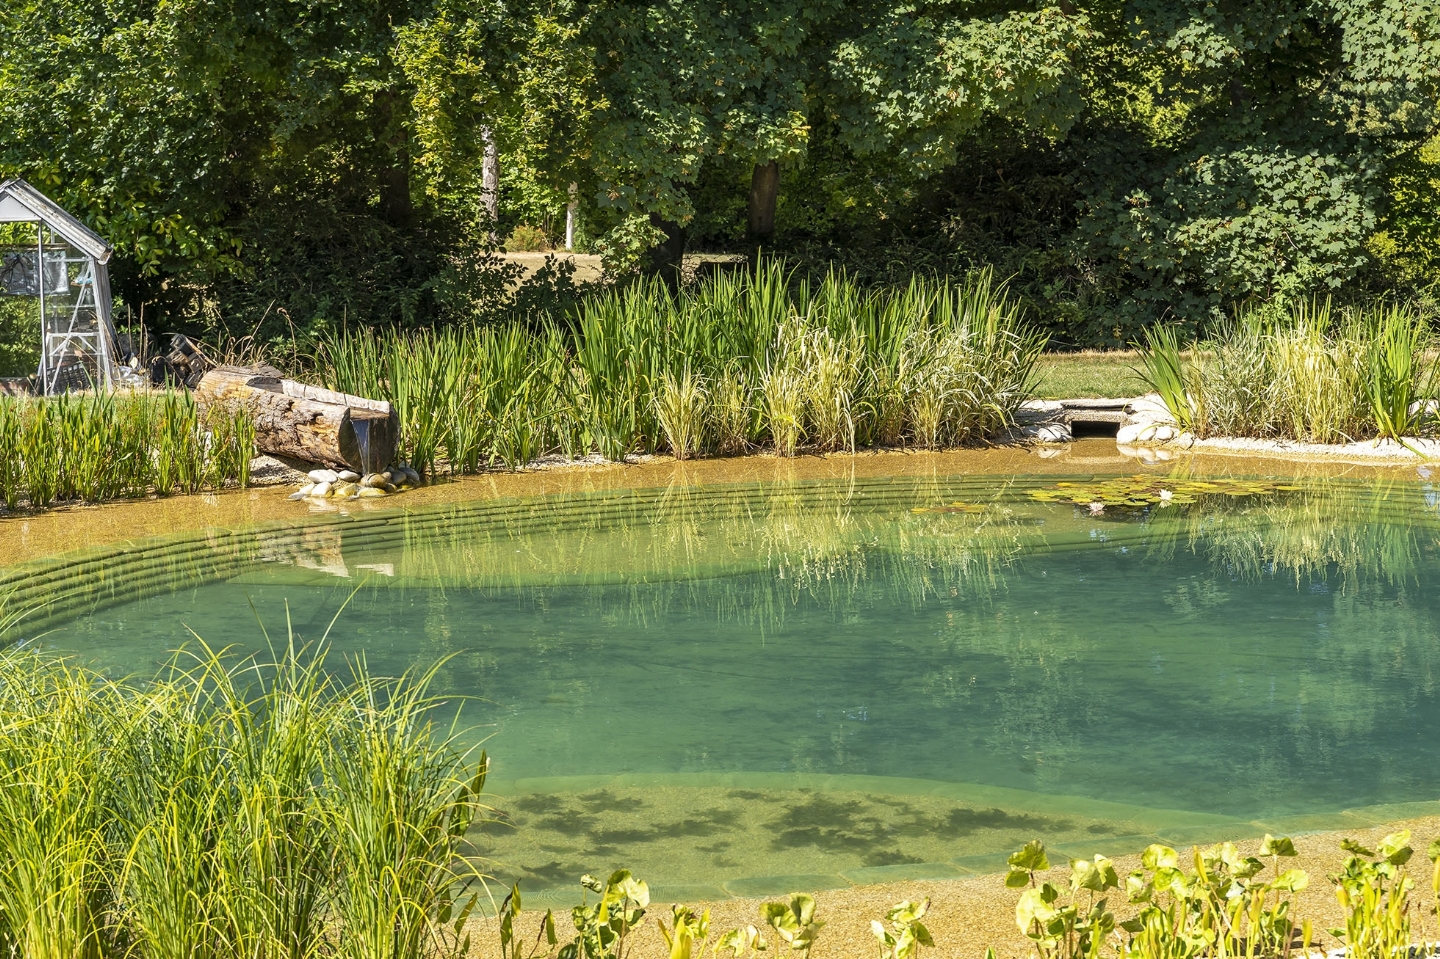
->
[195,367,398,473]
[565,182,578,250]
[481,126,499,243]
[747,161,780,240]
[647,213,687,288]
[376,88,413,227]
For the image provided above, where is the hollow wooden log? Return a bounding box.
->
[194,367,398,472]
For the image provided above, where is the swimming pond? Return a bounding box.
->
[9,471,1440,901]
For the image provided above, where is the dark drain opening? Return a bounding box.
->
[1069,418,1121,438]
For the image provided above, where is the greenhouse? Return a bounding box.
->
[0,177,121,393]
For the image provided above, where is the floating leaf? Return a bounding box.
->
[1027,476,1299,512]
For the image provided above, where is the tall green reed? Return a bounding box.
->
[1134,325,1195,433]
[0,652,116,959]
[1361,303,1437,444]
[320,264,1045,470]
[0,391,252,512]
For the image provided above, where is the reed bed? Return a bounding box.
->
[1139,299,1438,443]
[0,640,486,959]
[320,265,1046,473]
[0,391,254,510]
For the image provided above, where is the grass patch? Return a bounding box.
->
[1032,352,1144,399]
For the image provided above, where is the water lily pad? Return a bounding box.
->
[1026,475,1298,513]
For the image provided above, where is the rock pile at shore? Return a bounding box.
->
[289,465,421,501]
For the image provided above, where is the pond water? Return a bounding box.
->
[9,470,1440,901]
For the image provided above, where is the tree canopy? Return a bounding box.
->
[0,0,1436,346]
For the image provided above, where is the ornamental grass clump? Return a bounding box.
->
[1136,297,1436,444]
[321,264,1044,469]
[0,637,486,959]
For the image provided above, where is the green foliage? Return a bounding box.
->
[0,299,39,379]
[1009,842,1118,959]
[4,0,1439,344]
[0,392,253,510]
[1003,836,1314,959]
[563,871,651,959]
[1371,133,1440,284]
[0,643,487,959]
[1119,837,1309,959]
[502,874,838,959]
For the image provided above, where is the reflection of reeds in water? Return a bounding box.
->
[24,475,1440,651]
[381,477,1031,633]
[1142,479,1434,590]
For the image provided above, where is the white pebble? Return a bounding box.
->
[311,481,332,497]
[307,468,339,483]
[296,483,315,496]
[336,470,360,482]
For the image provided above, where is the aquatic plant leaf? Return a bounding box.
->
[1378,831,1413,865]
[1274,869,1309,892]
[1008,840,1049,872]
[1016,886,1060,937]
[1125,873,1153,904]
[1070,856,1118,892]
[1260,834,1297,857]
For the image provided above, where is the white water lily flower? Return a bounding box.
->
[1159,489,1174,500]
[1088,501,1105,514]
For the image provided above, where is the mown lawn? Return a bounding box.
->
[1033,352,1145,399]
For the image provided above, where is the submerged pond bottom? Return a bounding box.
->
[14,472,1440,899]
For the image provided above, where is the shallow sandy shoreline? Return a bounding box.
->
[465,815,1440,959]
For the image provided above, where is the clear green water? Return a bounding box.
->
[10,473,1440,898]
